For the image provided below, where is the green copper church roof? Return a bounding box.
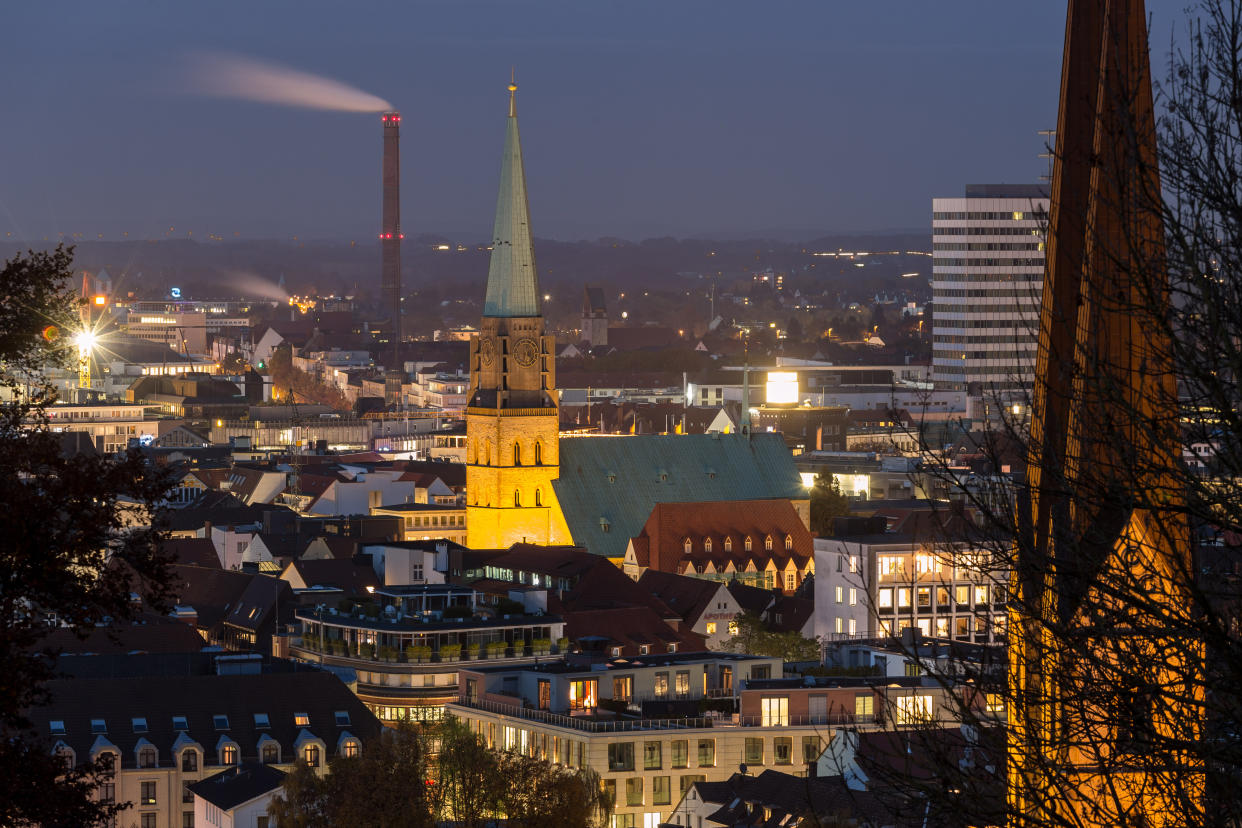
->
[552,433,806,559]
[482,83,541,319]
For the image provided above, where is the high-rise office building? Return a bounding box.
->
[931,184,1048,395]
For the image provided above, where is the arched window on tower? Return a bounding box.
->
[535,488,542,507]
[534,442,543,465]
[513,442,522,466]
[514,489,522,507]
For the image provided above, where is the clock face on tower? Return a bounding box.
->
[479,338,495,367]
[513,338,539,367]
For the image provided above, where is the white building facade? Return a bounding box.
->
[932,184,1048,395]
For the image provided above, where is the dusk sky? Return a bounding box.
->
[2,1,1190,243]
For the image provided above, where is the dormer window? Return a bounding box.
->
[132,718,148,734]
[745,537,753,553]
[724,538,733,553]
[684,538,692,555]
[220,744,238,765]
[784,535,793,551]
[765,535,773,551]
[704,538,713,554]
[138,746,157,768]
[262,742,279,764]
[639,644,651,655]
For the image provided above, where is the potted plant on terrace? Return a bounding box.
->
[440,643,462,662]
[410,644,432,663]
[532,638,552,656]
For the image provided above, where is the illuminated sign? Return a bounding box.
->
[170,287,182,299]
[765,371,799,405]
[93,295,107,306]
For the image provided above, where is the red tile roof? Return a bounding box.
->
[628,499,814,583]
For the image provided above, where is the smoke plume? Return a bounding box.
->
[185,51,392,113]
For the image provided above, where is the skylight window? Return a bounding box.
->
[132,717,148,733]
[90,719,107,734]
[213,715,230,731]
[334,711,351,727]
[254,713,270,729]
[293,713,310,727]
[172,716,188,731]
[50,720,66,736]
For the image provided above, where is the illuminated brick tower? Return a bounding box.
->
[1012,0,1202,824]
[465,81,571,549]
[381,111,403,381]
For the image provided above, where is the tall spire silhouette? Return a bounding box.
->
[482,75,541,319]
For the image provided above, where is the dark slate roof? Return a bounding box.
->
[686,769,891,828]
[637,570,723,623]
[39,614,207,655]
[30,654,380,771]
[224,576,292,633]
[163,538,221,569]
[727,581,778,616]
[552,433,804,559]
[190,762,287,811]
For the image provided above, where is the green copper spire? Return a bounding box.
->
[482,78,541,318]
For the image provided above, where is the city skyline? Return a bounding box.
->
[2,1,1188,243]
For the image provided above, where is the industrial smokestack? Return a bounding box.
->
[381,111,402,379]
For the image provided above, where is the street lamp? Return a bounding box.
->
[74,329,97,389]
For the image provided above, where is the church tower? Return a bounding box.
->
[466,80,571,549]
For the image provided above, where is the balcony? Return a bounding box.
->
[448,697,873,733]
[290,637,564,668]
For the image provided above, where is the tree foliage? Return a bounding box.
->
[0,246,176,827]
[809,473,851,536]
[273,718,611,828]
[266,344,349,410]
[724,611,820,662]
[269,721,433,828]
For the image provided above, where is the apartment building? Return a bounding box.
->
[932,184,1049,395]
[291,584,566,723]
[446,653,839,828]
[816,528,1008,644]
[28,653,380,828]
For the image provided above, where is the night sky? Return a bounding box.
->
[1,1,1190,243]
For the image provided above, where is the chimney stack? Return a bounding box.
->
[381,111,402,377]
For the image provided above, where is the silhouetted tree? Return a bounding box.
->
[0,246,176,827]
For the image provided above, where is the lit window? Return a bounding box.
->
[342,740,359,759]
[764,536,773,551]
[784,535,793,550]
[761,697,788,727]
[705,622,716,635]
[897,588,911,608]
[848,588,857,606]
[744,537,753,552]
[294,713,310,727]
[568,679,597,710]
[727,620,739,636]
[835,586,843,604]
[878,588,893,608]
[724,538,733,552]
[704,538,712,553]
[895,695,935,725]
[220,744,237,765]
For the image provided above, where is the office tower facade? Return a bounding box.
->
[931,184,1048,396]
